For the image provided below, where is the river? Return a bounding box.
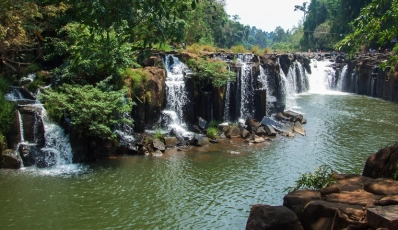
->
[1,68,398,229]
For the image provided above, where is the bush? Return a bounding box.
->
[206,127,219,139]
[153,129,165,141]
[231,45,247,53]
[40,84,133,140]
[187,58,235,87]
[288,164,337,192]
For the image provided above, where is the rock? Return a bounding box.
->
[255,126,267,136]
[245,118,261,132]
[225,126,241,138]
[246,204,304,230]
[362,143,398,179]
[170,129,186,145]
[283,110,304,123]
[374,195,398,206]
[152,150,163,157]
[326,190,382,206]
[1,149,22,169]
[241,129,251,139]
[19,105,45,147]
[299,200,369,230]
[164,137,180,148]
[153,139,166,151]
[191,134,210,146]
[363,179,398,195]
[198,117,207,130]
[283,190,321,216]
[367,205,398,230]
[142,56,161,67]
[138,147,149,155]
[251,134,265,143]
[318,185,340,197]
[263,125,276,136]
[293,121,306,136]
[18,144,39,166]
[275,112,291,122]
[260,116,289,133]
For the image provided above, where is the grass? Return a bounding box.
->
[231,45,248,54]
[206,127,219,139]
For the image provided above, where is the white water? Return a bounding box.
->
[306,60,348,95]
[5,86,77,172]
[336,65,348,91]
[224,81,231,121]
[278,59,298,110]
[258,66,276,116]
[163,55,191,136]
[237,54,254,120]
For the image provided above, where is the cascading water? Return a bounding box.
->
[336,65,348,91]
[258,66,276,116]
[296,62,309,92]
[237,54,254,121]
[162,55,191,136]
[278,58,297,110]
[5,87,75,170]
[307,60,335,94]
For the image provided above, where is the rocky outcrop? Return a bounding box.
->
[362,142,398,179]
[1,149,22,169]
[249,143,398,230]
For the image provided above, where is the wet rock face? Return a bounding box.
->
[362,143,398,179]
[1,149,22,169]
[246,205,303,230]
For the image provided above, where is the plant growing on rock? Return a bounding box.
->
[288,164,337,192]
[187,58,235,87]
[206,127,219,140]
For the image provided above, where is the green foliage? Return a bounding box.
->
[0,78,15,137]
[48,22,137,86]
[40,84,133,140]
[187,58,235,88]
[152,44,173,52]
[154,129,165,141]
[26,71,51,93]
[123,68,150,99]
[206,127,219,139]
[0,133,6,153]
[288,164,337,192]
[231,45,247,53]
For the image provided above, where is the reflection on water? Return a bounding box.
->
[1,94,398,229]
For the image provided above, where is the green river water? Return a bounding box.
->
[1,92,398,229]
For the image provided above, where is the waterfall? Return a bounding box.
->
[258,66,276,116]
[40,108,73,165]
[224,81,231,121]
[237,54,254,121]
[296,62,309,92]
[162,55,191,136]
[336,65,348,91]
[278,58,297,110]
[5,87,74,169]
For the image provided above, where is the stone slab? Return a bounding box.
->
[367,205,398,229]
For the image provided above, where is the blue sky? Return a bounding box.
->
[225,0,307,32]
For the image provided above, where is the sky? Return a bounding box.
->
[225,0,307,32]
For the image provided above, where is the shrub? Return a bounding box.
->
[153,129,165,141]
[206,127,219,139]
[186,43,202,55]
[187,58,235,87]
[288,164,337,192]
[231,45,247,53]
[40,84,133,140]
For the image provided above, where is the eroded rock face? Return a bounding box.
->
[1,149,22,169]
[246,205,303,230]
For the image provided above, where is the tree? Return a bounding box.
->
[294,2,309,20]
[336,0,398,66]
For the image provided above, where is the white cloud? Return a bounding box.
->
[225,0,307,32]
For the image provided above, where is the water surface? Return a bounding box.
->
[1,93,398,229]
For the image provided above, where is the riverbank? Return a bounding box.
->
[246,143,398,230]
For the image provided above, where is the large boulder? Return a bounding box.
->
[283,110,304,123]
[283,190,321,216]
[245,118,261,132]
[1,149,22,169]
[362,143,398,179]
[363,178,398,195]
[246,205,303,230]
[191,134,209,147]
[299,200,369,230]
[224,126,241,138]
